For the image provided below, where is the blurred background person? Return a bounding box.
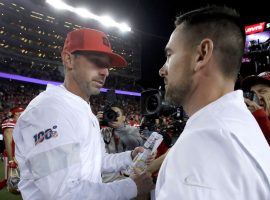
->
[242,71,270,144]
[0,107,24,190]
[100,105,144,153]
[99,105,144,183]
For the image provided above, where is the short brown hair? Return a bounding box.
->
[175,5,245,80]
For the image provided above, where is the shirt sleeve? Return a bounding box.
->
[14,105,137,200]
[102,151,133,173]
[101,136,133,173]
[2,118,16,134]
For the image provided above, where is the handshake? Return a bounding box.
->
[128,132,163,196]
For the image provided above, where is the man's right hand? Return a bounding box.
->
[130,170,154,196]
[244,98,263,113]
[96,111,103,122]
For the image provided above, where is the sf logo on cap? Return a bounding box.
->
[102,37,110,47]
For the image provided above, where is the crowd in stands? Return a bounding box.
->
[0,58,141,92]
[0,80,41,121]
[0,79,141,126]
[0,57,63,82]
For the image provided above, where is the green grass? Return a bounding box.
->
[0,159,22,200]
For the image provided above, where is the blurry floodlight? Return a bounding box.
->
[46,0,74,12]
[46,0,131,32]
[100,16,117,27]
[119,22,131,32]
[75,7,97,20]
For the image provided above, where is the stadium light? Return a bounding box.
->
[46,0,131,32]
[46,0,74,12]
[100,16,117,27]
[119,23,131,32]
[75,8,98,20]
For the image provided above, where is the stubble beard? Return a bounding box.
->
[165,73,192,107]
[87,82,100,97]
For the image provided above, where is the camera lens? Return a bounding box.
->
[146,95,159,113]
[103,107,119,123]
[106,110,117,121]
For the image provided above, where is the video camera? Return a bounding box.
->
[140,89,184,119]
[243,91,260,105]
[140,89,187,147]
[99,104,119,126]
[99,89,120,126]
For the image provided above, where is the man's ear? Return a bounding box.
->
[194,38,214,72]
[62,51,74,70]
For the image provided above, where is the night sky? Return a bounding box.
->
[65,0,269,89]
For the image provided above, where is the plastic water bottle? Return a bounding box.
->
[129,132,163,174]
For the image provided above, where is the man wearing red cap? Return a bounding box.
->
[242,72,270,144]
[0,107,24,190]
[13,28,153,200]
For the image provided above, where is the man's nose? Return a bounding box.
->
[100,67,109,77]
[159,64,167,77]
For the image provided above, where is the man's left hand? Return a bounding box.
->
[131,147,157,164]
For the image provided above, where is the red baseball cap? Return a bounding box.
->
[242,71,270,90]
[62,28,127,67]
[10,107,24,115]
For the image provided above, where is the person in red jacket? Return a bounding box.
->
[0,107,24,190]
[242,72,270,145]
